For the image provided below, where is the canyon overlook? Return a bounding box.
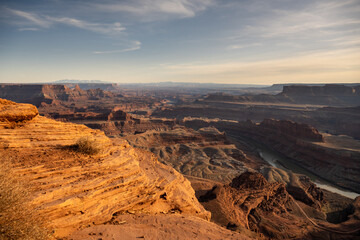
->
[2,1,360,239]
[182,118,360,194]
[1,82,360,240]
[0,99,223,239]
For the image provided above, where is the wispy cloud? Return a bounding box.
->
[6,8,51,28]
[320,36,360,47]
[18,27,40,31]
[94,0,216,21]
[223,0,360,58]
[164,48,360,83]
[93,41,141,54]
[48,17,125,34]
[229,0,360,39]
[227,43,262,50]
[4,7,126,35]
[252,15,360,39]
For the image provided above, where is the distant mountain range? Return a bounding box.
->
[118,81,270,89]
[51,79,112,84]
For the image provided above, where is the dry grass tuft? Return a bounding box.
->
[71,136,101,155]
[0,161,52,240]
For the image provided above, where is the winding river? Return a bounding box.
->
[232,134,359,199]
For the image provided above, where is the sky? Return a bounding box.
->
[0,0,359,84]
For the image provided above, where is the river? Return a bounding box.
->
[231,134,359,199]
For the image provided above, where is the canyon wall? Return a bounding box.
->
[282,84,360,96]
[203,84,360,106]
[182,118,360,193]
[0,84,116,106]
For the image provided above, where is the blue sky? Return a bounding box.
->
[0,0,359,84]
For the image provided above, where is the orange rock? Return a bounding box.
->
[0,100,210,238]
[0,98,38,122]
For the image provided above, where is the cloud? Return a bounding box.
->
[227,43,262,50]
[320,36,360,47]
[93,41,141,54]
[230,0,360,40]
[222,0,360,59]
[4,7,125,35]
[48,17,125,34]
[163,48,360,83]
[94,0,216,20]
[6,8,51,28]
[18,28,40,31]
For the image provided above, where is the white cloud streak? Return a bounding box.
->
[94,0,216,20]
[164,48,360,83]
[227,43,262,50]
[225,0,360,55]
[93,41,141,54]
[48,17,125,34]
[18,27,40,31]
[5,7,126,34]
[6,8,51,28]
[228,0,359,39]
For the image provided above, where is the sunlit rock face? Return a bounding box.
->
[0,99,210,238]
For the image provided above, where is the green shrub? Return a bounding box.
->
[0,161,51,240]
[72,136,101,155]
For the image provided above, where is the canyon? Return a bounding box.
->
[182,118,360,194]
[198,171,360,239]
[1,99,239,239]
[1,83,359,239]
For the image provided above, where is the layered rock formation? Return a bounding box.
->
[282,84,360,97]
[198,172,360,239]
[247,119,360,193]
[313,106,360,140]
[259,118,324,142]
[0,84,174,136]
[84,117,177,136]
[152,84,360,139]
[199,172,292,235]
[124,127,265,182]
[60,83,121,91]
[203,84,360,106]
[0,99,211,238]
[0,98,38,122]
[153,104,360,139]
[0,84,117,107]
[182,118,360,194]
[0,83,174,136]
[259,167,330,215]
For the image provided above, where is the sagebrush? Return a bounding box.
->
[0,161,51,240]
[72,136,101,155]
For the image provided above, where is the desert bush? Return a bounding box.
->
[71,136,101,155]
[0,161,51,240]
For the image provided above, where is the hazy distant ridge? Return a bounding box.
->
[51,79,112,84]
